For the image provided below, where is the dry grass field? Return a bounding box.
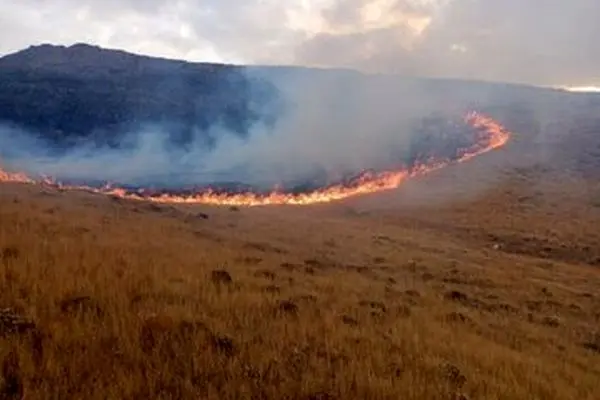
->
[1,144,600,399]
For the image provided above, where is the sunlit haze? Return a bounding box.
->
[562,86,600,93]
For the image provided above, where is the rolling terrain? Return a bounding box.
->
[1,139,600,399]
[0,44,600,399]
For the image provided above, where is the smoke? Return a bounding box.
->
[3,62,596,204]
[201,70,456,186]
[0,68,493,191]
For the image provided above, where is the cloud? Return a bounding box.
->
[0,0,598,86]
[295,0,600,86]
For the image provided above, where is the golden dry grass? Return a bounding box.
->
[0,159,599,399]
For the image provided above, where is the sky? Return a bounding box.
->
[0,0,599,87]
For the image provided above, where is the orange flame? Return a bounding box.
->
[0,169,34,184]
[0,112,510,206]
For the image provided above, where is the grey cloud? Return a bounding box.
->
[0,0,598,86]
[297,0,600,86]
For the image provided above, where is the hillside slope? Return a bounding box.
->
[0,42,589,148]
[0,154,599,399]
[0,43,282,145]
[3,43,600,194]
[1,42,600,399]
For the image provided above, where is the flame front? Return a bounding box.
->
[0,112,511,206]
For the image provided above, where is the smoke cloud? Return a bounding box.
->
[0,69,498,191]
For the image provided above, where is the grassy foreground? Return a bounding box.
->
[0,163,599,399]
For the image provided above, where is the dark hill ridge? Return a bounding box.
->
[0,43,210,76]
[0,43,285,146]
[0,43,352,78]
[0,42,572,145]
[1,42,600,183]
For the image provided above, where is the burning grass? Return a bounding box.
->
[0,112,510,207]
[0,168,599,399]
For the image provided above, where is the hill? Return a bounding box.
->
[0,42,590,149]
[0,43,283,146]
[1,43,600,399]
[0,155,599,399]
[3,42,600,190]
